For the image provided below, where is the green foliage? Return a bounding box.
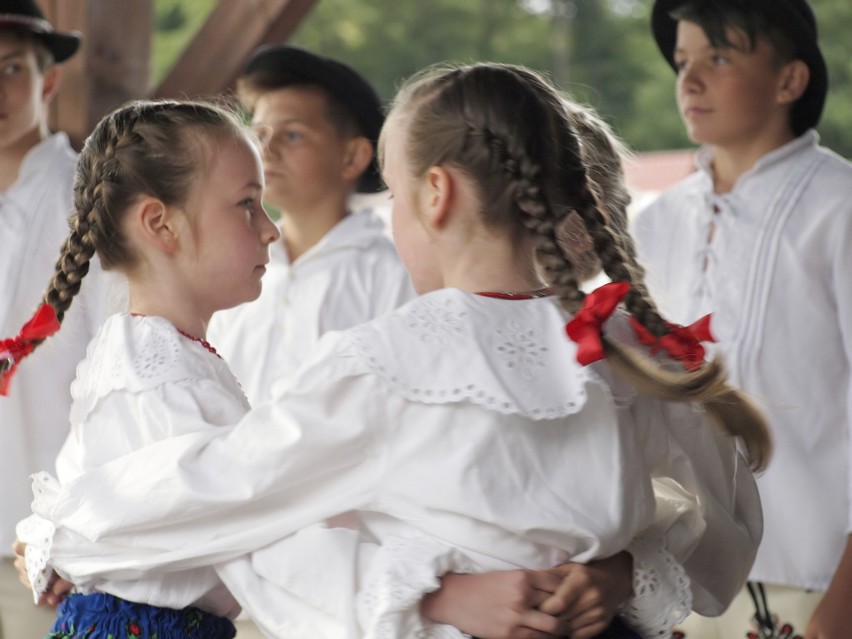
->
[152,0,851,156]
[151,0,217,87]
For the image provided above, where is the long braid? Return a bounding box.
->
[387,62,770,472]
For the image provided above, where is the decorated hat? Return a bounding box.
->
[651,0,828,135]
[244,44,385,193]
[0,0,81,63]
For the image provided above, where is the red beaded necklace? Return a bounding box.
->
[475,288,552,300]
[130,313,221,358]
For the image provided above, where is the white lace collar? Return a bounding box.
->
[70,314,247,425]
[347,288,620,419]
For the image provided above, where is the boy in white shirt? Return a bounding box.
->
[209,45,414,406]
[632,1,852,637]
[0,3,118,636]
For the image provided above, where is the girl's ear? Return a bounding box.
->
[419,165,454,229]
[776,59,810,106]
[132,197,182,254]
[341,137,374,184]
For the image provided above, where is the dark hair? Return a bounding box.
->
[237,72,361,139]
[0,28,55,71]
[382,62,771,471]
[672,2,796,67]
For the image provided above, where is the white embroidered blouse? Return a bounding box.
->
[208,209,415,405]
[632,131,852,592]
[21,290,761,637]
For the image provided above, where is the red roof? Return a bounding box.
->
[624,149,697,194]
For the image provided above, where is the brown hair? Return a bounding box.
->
[382,62,771,471]
[672,1,797,68]
[560,102,633,283]
[0,99,248,377]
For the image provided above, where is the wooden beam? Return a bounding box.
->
[43,0,152,149]
[153,0,319,100]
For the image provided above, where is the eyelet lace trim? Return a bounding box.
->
[16,474,62,604]
[357,536,476,639]
[620,536,692,637]
[70,314,246,424]
[347,289,625,419]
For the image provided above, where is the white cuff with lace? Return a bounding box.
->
[356,535,477,639]
[619,536,692,638]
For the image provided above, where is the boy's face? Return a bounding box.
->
[0,34,57,155]
[250,85,358,214]
[673,20,795,149]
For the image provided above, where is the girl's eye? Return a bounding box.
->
[285,131,303,142]
[712,53,729,65]
[239,198,255,210]
[2,63,22,75]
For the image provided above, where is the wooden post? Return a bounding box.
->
[153,0,318,100]
[42,0,152,149]
[40,0,317,146]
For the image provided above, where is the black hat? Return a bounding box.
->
[651,0,828,136]
[0,0,81,63]
[244,44,385,193]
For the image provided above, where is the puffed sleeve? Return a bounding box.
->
[35,334,392,582]
[632,396,762,615]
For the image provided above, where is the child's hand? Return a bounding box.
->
[12,539,30,589]
[42,572,73,608]
[421,569,572,638]
[11,538,71,608]
[805,542,852,639]
[538,552,633,639]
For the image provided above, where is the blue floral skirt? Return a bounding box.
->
[46,593,236,639]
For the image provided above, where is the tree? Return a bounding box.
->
[153,0,852,156]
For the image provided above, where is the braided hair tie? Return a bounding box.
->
[565,282,715,370]
[629,314,714,372]
[0,304,61,396]
[565,281,630,365]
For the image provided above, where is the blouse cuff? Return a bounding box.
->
[15,513,57,604]
[619,536,692,638]
[357,536,475,639]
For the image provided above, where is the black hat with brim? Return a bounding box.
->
[0,0,81,63]
[651,0,828,136]
[244,44,385,193]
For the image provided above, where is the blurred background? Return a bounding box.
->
[44,0,852,200]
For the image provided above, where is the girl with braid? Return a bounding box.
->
[13,64,766,638]
[6,98,281,638]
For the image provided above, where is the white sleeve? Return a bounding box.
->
[355,536,474,639]
[618,532,691,638]
[215,530,474,639]
[633,397,762,616]
[36,337,392,583]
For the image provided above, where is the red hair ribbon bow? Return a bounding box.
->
[565,281,631,365]
[0,304,61,396]
[629,314,714,372]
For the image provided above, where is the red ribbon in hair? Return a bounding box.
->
[0,304,61,396]
[629,314,714,372]
[565,281,631,365]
